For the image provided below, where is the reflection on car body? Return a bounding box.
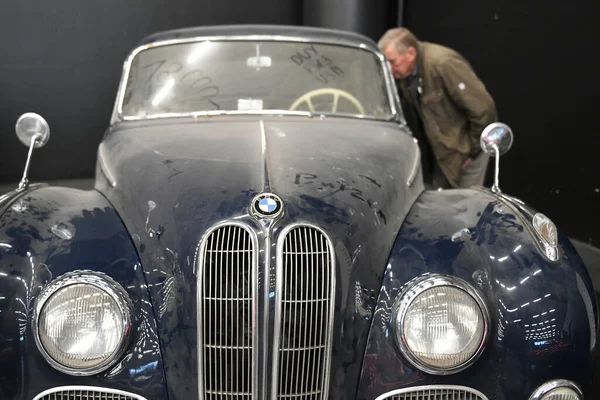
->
[0,25,596,400]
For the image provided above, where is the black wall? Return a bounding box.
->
[402,1,600,245]
[302,0,397,44]
[0,0,301,182]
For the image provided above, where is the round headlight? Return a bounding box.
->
[529,380,583,400]
[393,274,489,375]
[33,271,133,375]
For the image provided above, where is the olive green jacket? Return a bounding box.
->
[398,41,498,187]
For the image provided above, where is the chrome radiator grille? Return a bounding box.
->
[273,225,335,400]
[376,386,488,400]
[33,387,146,400]
[198,224,257,400]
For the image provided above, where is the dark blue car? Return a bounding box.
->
[0,25,597,400]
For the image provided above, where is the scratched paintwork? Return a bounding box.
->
[1,115,597,399]
[358,189,599,399]
[95,115,423,400]
[0,187,167,399]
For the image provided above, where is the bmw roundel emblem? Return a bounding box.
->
[251,192,283,218]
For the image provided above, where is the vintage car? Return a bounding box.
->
[0,25,597,400]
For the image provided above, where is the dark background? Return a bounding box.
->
[0,0,598,246]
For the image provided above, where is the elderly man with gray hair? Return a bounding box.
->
[378,27,498,189]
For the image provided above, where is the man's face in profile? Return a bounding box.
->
[383,44,416,80]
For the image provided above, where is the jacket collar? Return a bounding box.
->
[411,41,426,91]
[397,41,425,90]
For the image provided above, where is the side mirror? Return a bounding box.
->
[16,112,51,148]
[15,112,51,189]
[480,122,513,193]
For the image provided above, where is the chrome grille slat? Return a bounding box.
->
[206,249,253,253]
[300,228,309,398]
[315,231,327,395]
[226,225,231,399]
[310,228,320,397]
[375,385,488,400]
[273,224,335,400]
[280,345,326,351]
[282,251,329,255]
[279,391,322,398]
[33,387,147,400]
[282,299,328,302]
[205,344,252,349]
[205,297,252,301]
[198,223,256,400]
[205,390,255,395]
[235,226,240,399]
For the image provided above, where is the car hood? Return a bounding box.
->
[96,116,423,399]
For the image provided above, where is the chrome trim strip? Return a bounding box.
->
[374,385,489,400]
[406,138,421,187]
[121,109,311,121]
[32,386,148,400]
[0,188,22,205]
[98,142,117,187]
[0,183,47,214]
[272,222,336,400]
[196,221,259,400]
[260,119,270,192]
[111,34,400,124]
[32,270,134,376]
[392,274,490,376]
[118,109,393,122]
[0,187,27,211]
[378,50,403,124]
[529,379,583,400]
[271,225,283,400]
[262,235,271,400]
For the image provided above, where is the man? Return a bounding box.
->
[378,27,498,189]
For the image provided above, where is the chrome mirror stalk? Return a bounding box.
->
[491,143,501,193]
[14,112,51,190]
[18,133,42,190]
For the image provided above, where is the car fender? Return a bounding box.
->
[358,188,598,400]
[0,186,167,400]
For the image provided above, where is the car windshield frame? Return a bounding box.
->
[111,34,402,124]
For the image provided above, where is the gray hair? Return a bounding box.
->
[378,27,419,53]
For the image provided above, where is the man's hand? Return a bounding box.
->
[462,157,473,170]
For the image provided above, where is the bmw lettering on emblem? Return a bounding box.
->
[251,193,283,218]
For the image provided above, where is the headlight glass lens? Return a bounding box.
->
[540,388,580,400]
[400,284,485,370]
[38,283,126,370]
[530,380,583,400]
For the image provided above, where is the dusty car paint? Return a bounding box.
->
[95,115,423,400]
[358,189,598,399]
[0,188,167,399]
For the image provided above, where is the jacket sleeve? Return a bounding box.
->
[436,57,498,157]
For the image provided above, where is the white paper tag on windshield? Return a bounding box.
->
[247,56,272,68]
[238,98,264,111]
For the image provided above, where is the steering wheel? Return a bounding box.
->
[289,88,366,115]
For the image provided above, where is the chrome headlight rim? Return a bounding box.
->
[392,274,491,375]
[528,379,583,400]
[32,270,133,376]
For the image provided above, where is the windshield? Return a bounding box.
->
[120,40,394,119]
